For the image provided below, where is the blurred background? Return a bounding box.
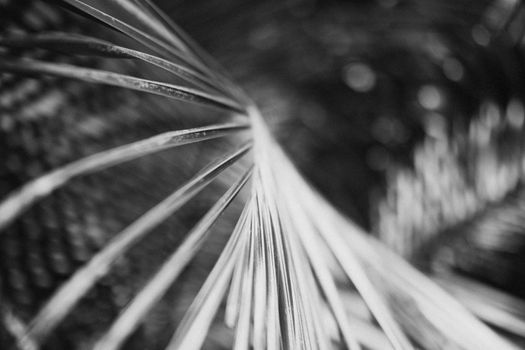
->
[165,0,525,300]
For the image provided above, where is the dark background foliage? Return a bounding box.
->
[161,0,524,227]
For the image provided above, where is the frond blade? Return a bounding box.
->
[19,143,251,348]
[60,0,215,77]
[0,33,235,96]
[164,201,253,350]
[0,59,244,113]
[435,274,525,337]
[93,167,252,350]
[0,123,248,232]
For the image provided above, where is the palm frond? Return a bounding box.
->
[0,1,523,350]
[435,273,525,336]
[60,0,208,73]
[93,167,252,350]
[20,142,250,348]
[165,200,252,350]
[0,59,244,112]
[0,123,248,231]
[0,33,235,96]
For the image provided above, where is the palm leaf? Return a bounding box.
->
[0,1,523,350]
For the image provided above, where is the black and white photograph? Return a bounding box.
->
[1,0,525,349]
